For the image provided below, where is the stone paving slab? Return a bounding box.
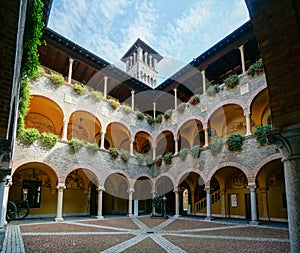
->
[1,225,25,253]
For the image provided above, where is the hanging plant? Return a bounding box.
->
[109,147,119,158]
[31,66,45,80]
[137,111,144,120]
[191,145,201,158]
[108,98,120,110]
[146,114,154,125]
[254,125,271,146]
[178,148,189,160]
[49,72,65,87]
[87,143,99,152]
[164,109,172,120]
[155,155,162,167]
[69,138,84,152]
[163,152,173,164]
[247,58,264,77]
[120,149,130,162]
[206,84,220,96]
[123,105,131,114]
[224,74,239,89]
[136,153,144,165]
[21,128,40,144]
[210,140,223,156]
[73,83,87,95]
[91,90,104,102]
[145,155,153,166]
[177,103,186,113]
[189,94,200,105]
[40,132,58,148]
[155,114,163,123]
[227,134,243,151]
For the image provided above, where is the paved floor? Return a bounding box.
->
[0,216,290,253]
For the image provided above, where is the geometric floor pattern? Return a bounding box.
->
[4,216,290,253]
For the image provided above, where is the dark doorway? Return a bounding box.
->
[89,183,97,216]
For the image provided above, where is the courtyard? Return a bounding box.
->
[1,216,290,253]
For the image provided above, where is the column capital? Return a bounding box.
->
[57,183,66,190]
[101,131,106,135]
[131,90,135,95]
[128,188,135,193]
[173,187,179,193]
[104,76,108,81]
[69,58,74,64]
[204,187,213,193]
[247,183,257,191]
[238,44,244,51]
[267,125,300,160]
[97,186,105,192]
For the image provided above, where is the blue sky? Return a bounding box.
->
[48,0,249,83]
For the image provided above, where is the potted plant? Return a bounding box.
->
[137,111,144,120]
[123,105,131,114]
[178,148,189,160]
[31,66,45,80]
[49,72,65,87]
[247,58,264,77]
[108,98,120,110]
[145,155,153,166]
[254,125,271,146]
[91,90,104,102]
[189,94,200,105]
[120,149,130,162]
[146,114,154,125]
[227,134,243,151]
[155,155,162,167]
[87,142,99,152]
[40,132,58,148]
[164,109,172,120]
[206,84,220,96]
[21,128,40,144]
[224,74,239,89]
[163,152,173,164]
[109,147,119,158]
[155,114,163,123]
[177,103,186,113]
[73,83,87,95]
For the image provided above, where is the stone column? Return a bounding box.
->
[248,183,258,225]
[96,187,104,219]
[137,47,143,61]
[153,58,158,71]
[204,127,209,147]
[152,144,157,161]
[100,131,106,150]
[239,45,246,73]
[55,183,66,222]
[153,102,156,120]
[259,188,269,220]
[103,76,108,99]
[67,58,74,84]
[128,188,134,216]
[61,119,69,142]
[144,52,148,64]
[174,188,180,217]
[267,125,300,253]
[131,90,135,111]
[201,69,206,94]
[205,187,212,220]
[149,55,153,68]
[245,113,252,136]
[174,138,179,155]
[126,59,130,72]
[220,189,226,217]
[151,190,156,214]
[130,56,133,67]
[174,88,177,109]
[130,138,134,156]
[133,52,136,64]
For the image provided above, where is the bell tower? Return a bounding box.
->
[121,38,163,88]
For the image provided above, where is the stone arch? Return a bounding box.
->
[176,116,206,133]
[104,121,132,150]
[132,128,154,142]
[246,84,268,114]
[253,153,282,181]
[176,168,207,187]
[153,127,176,142]
[154,173,176,191]
[131,174,154,188]
[101,170,131,187]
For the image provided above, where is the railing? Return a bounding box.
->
[194,190,221,213]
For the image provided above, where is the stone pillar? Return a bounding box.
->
[103,76,108,99]
[130,56,133,67]
[152,144,157,161]
[153,102,156,120]
[151,190,156,214]
[67,58,74,84]
[137,47,143,61]
[248,183,258,225]
[133,52,136,64]
[131,90,135,111]
[128,188,134,216]
[96,187,104,219]
[100,131,106,150]
[220,189,226,217]
[144,52,148,64]
[55,183,65,222]
[174,188,180,217]
[259,188,269,220]
[204,127,209,147]
[267,125,300,253]
[201,69,206,94]
[205,187,212,220]
[149,55,153,68]
[174,138,179,155]
[190,190,195,213]
[61,119,69,142]
[130,138,134,156]
[239,45,246,73]
[245,113,252,136]
[174,88,177,109]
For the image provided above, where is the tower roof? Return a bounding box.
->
[121,38,163,62]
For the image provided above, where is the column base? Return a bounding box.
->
[54,217,64,222]
[249,220,259,226]
[205,216,213,221]
[95,215,104,219]
[127,214,134,217]
[173,215,180,218]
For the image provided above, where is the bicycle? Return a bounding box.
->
[6,200,30,221]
